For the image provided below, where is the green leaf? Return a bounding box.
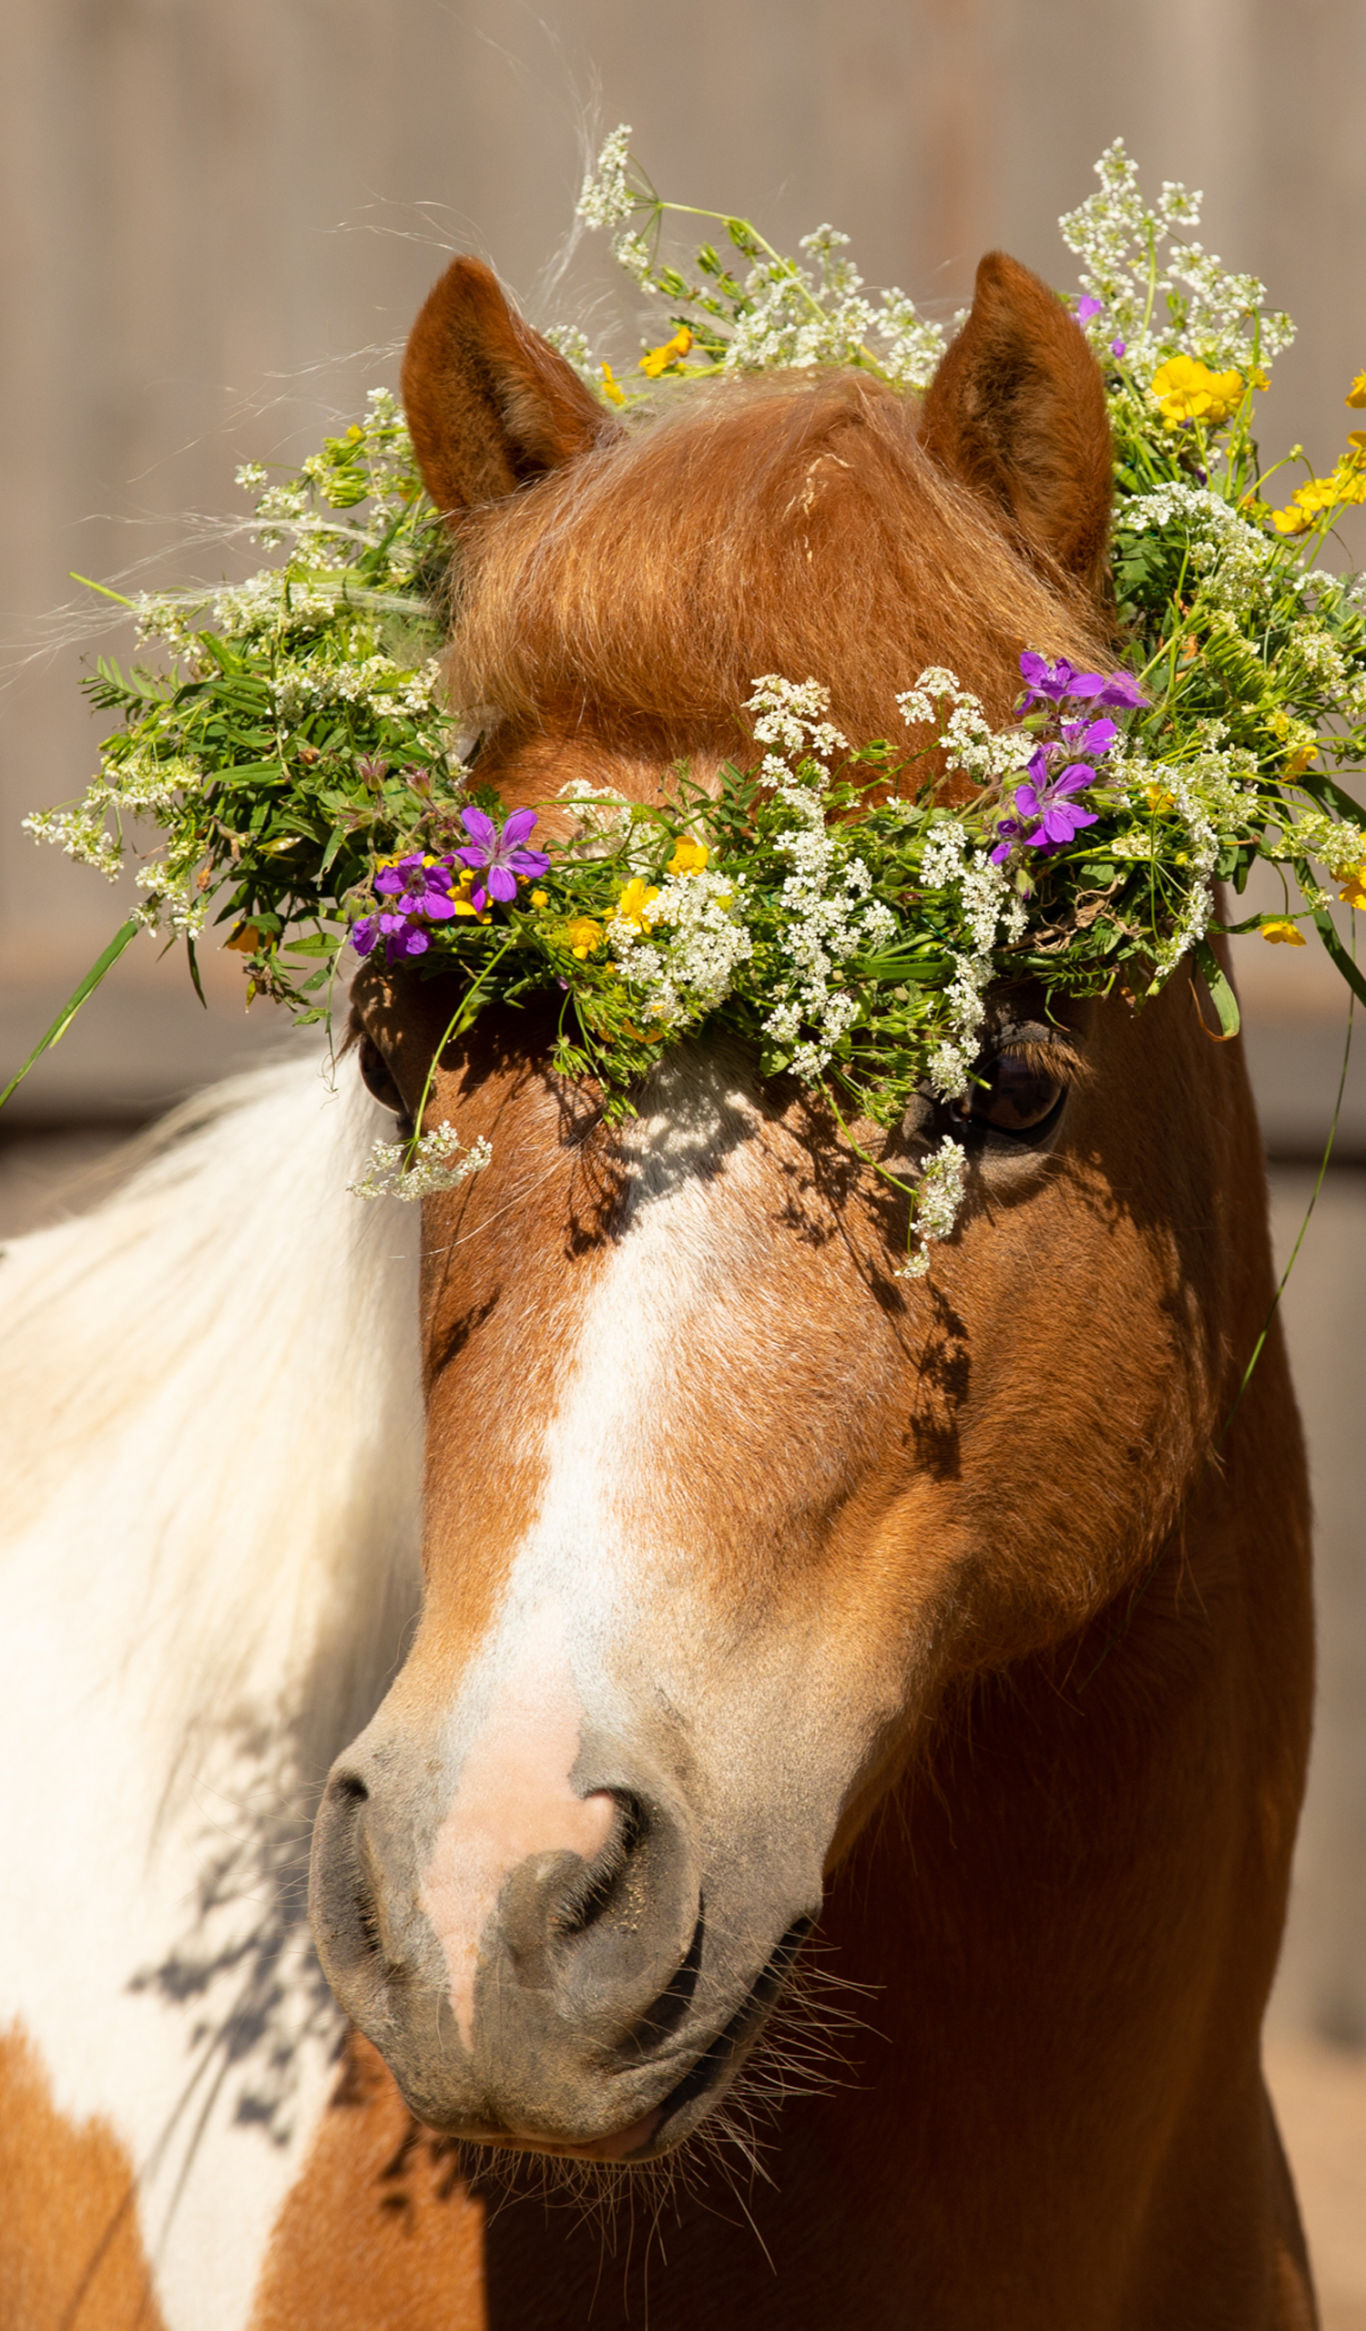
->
[282,932,339,956]
[0,916,142,1110]
[1192,938,1242,1039]
[1310,907,1366,1012]
[185,934,208,1009]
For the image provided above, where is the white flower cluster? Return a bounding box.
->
[1282,806,1366,880]
[718,225,947,392]
[21,737,209,898]
[1059,139,1293,379]
[132,853,211,939]
[575,129,948,394]
[895,678,1028,1096]
[758,776,896,1081]
[742,676,896,1079]
[272,650,443,720]
[349,1121,493,1202]
[607,868,754,1032]
[575,124,637,231]
[877,288,956,396]
[543,322,600,388]
[898,668,1035,787]
[211,568,336,640]
[134,591,203,653]
[1281,617,1349,693]
[746,672,850,764]
[895,1134,969,1280]
[1121,484,1282,617]
[22,803,124,879]
[1112,744,1254,981]
[926,937,1001,1100]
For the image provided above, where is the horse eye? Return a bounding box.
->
[952,1053,1066,1138]
[357,1032,409,1128]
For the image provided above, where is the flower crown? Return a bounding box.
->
[13,136,1366,1271]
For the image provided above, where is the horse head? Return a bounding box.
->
[309,252,1293,2165]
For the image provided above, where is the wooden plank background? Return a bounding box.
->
[3,0,1365,1105]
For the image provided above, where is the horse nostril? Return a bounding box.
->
[491,1782,700,2057]
[328,1767,369,1806]
[310,1761,389,1996]
[551,1792,645,1938]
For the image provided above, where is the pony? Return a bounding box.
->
[0,247,1317,2329]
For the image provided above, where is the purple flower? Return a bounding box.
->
[455,806,550,912]
[352,851,467,964]
[1091,670,1148,711]
[989,817,1023,865]
[1018,650,1081,706]
[1077,295,1103,323]
[1061,714,1119,755]
[1018,652,1147,713]
[1013,750,1099,853]
[1111,337,1126,359]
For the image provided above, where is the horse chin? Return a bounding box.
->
[339,1913,810,2169]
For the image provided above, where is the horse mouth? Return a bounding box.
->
[466,1916,814,2166]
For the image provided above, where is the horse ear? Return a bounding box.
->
[920,252,1112,603]
[401,256,617,527]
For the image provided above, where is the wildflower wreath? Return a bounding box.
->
[14,136,1366,1266]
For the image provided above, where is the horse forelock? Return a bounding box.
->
[444,371,1113,751]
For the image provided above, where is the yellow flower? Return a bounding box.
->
[615,876,660,928]
[1339,864,1366,910]
[1261,917,1306,946]
[640,326,693,379]
[565,916,603,959]
[1149,354,1244,428]
[1284,744,1317,779]
[1270,471,1353,533]
[452,872,489,921]
[1346,373,1366,409]
[226,922,261,954]
[666,836,709,875]
[623,1018,666,1043]
[600,363,627,408]
[529,889,549,907]
[1144,781,1176,814]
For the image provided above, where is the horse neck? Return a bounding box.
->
[797,1316,1312,2292]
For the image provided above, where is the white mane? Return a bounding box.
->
[0,1049,424,1787]
[0,1050,425,2320]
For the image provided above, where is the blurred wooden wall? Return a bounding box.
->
[4,0,1366,1108]
[1,0,1364,2063]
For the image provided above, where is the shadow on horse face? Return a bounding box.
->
[308,248,1261,2166]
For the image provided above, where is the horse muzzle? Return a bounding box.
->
[309,1727,817,2158]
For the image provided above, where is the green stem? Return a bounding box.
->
[0,916,142,1111]
[1079,969,1355,1693]
[403,935,517,1168]
[1217,964,1355,1450]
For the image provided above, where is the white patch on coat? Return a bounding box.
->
[421,1061,765,1971]
[421,1600,615,2045]
[0,1056,423,2331]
